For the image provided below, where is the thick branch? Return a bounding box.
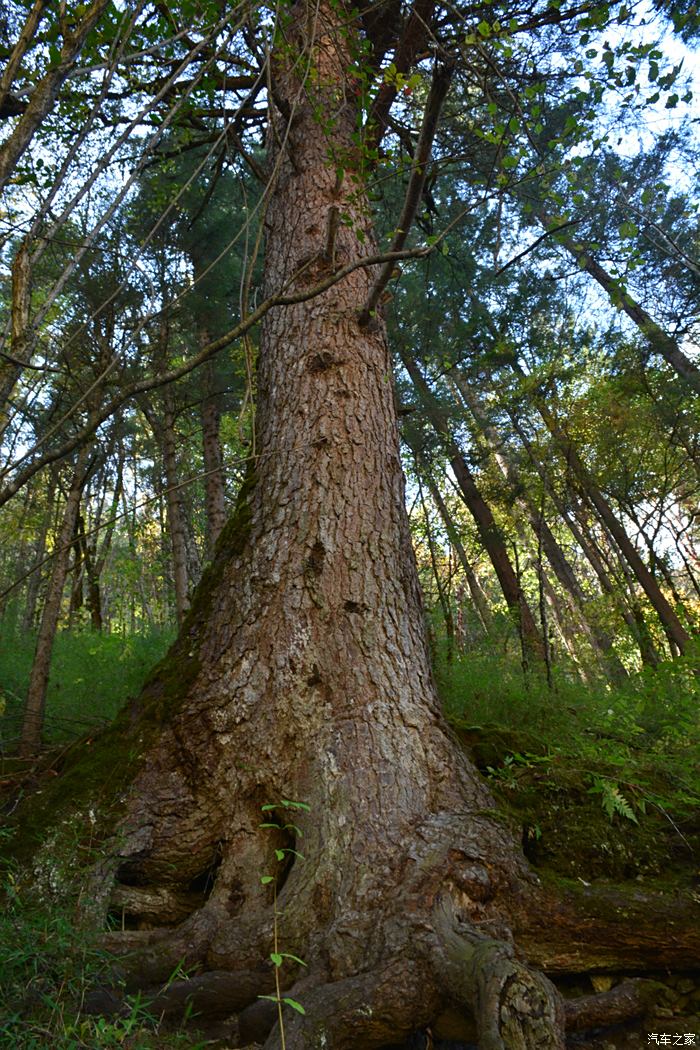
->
[359,60,454,327]
[0,0,109,194]
[365,0,436,154]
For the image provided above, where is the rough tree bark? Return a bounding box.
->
[201,356,227,557]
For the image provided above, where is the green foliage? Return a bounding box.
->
[0,626,174,745]
[258,801,309,1048]
[0,872,205,1049]
[439,637,700,823]
[587,775,640,824]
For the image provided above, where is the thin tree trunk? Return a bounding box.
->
[74,512,102,631]
[19,448,88,755]
[22,472,58,632]
[535,211,700,396]
[422,469,492,633]
[453,371,627,680]
[622,500,692,629]
[525,382,691,654]
[141,395,191,627]
[0,237,32,437]
[85,451,125,631]
[416,469,455,661]
[401,350,545,665]
[120,484,155,630]
[68,518,85,625]
[508,411,643,659]
[574,500,662,669]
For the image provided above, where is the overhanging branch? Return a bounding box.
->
[358,59,454,328]
[0,242,437,508]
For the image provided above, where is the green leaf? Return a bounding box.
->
[477,20,491,36]
[281,953,308,967]
[618,220,638,239]
[283,998,306,1015]
[260,875,274,885]
[270,953,283,966]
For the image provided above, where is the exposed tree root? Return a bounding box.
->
[261,961,440,1050]
[564,978,669,1031]
[435,897,565,1049]
[512,878,700,972]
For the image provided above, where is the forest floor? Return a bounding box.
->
[1,628,699,1048]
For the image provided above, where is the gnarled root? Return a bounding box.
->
[260,959,440,1050]
[434,897,565,1050]
[564,978,668,1031]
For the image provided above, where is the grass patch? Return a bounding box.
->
[0,862,207,1049]
[438,639,700,882]
[0,627,174,748]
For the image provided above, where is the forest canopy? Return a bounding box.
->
[0,0,699,1046]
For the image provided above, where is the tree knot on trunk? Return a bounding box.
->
[446,850,494,904]
[306,539,326,575]
[308,350,343,372]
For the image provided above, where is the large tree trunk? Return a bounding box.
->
[201,355,227,557]
[19,6,567,1048]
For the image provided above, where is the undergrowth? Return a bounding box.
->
[437,637,700,850]
[0,626,174,748]
[0,862,206,1049]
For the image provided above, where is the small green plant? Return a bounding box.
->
[0,865,207,1048]
[588,775,641,824]
[486,750,552,788]
[258,800,310,1049]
